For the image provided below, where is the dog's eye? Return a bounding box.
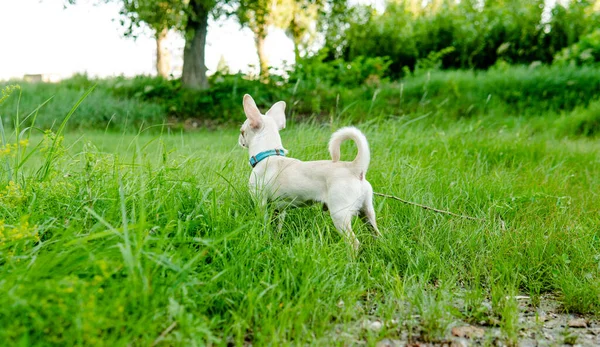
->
[241,130,245,136]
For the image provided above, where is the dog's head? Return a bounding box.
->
[238,94,286,149]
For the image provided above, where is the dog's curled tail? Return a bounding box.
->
[328,126,370,175]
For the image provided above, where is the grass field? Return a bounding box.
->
[0,86,599,345]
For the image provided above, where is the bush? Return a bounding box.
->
[291,54,392,88]
[329,0,598,76]
[554,29,600,66]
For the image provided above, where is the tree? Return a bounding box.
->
[234,0,346,79]
[118,0,184,78]
[182,0,219,89]
[66,0,231,89]
[236,0,274,80]
[123,0,229,89]
[67,0,183,78]
[318,0,352,60]
[272,0,320,62]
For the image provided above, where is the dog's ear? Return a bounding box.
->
[243,94,263,129]
[265,101,286,130]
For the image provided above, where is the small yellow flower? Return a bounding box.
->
[19,139,29,147]
[6,180,18,192]
[96,259,110,277]
[0,144,12,157]
[0,216,38,246]
[0,84,20,104]
[41,130,64,154]
[1,181,28,206]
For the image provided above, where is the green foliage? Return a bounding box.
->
[338,4,418,78]
[118,0,185,37]
[414,47,456,73]
[331,0,599,76]
[236,0,272,31]
[554,29,600,65]
[107,73,282,122]
[291,54,392,87]
[272,0,322,60]
[547,0,598,56]
[317,0,352,56]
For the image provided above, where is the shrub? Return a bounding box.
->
[554,29,600,66]
[290,54,392,88]
[329,0,597,76]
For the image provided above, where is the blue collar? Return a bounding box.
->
[249,148,286,167]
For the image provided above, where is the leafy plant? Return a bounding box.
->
[554,29,600,66]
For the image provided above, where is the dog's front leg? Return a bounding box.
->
[249,183,272,230]
[249,177,270,208]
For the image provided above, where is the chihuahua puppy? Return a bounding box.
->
[238,94,380,251]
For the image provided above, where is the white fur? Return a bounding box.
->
[239,94,380,251]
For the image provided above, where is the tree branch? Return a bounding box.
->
[374,192,486,222]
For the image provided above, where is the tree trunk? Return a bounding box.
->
[182,1,209,90]
[155,28,170,78]
[291,19,301,63]
[255,31,269,81]
[288,15,302,63]
[292,39,301,64]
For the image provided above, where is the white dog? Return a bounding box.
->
[238,94,380,251]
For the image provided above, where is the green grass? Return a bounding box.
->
[3,64,600,130]
[0,93,599,345]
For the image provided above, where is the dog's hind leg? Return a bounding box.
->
[328,184,362,251]
[363,201,381,238]
[362,204,381,238]
[361,182,381,237]
[330,209,360,252]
